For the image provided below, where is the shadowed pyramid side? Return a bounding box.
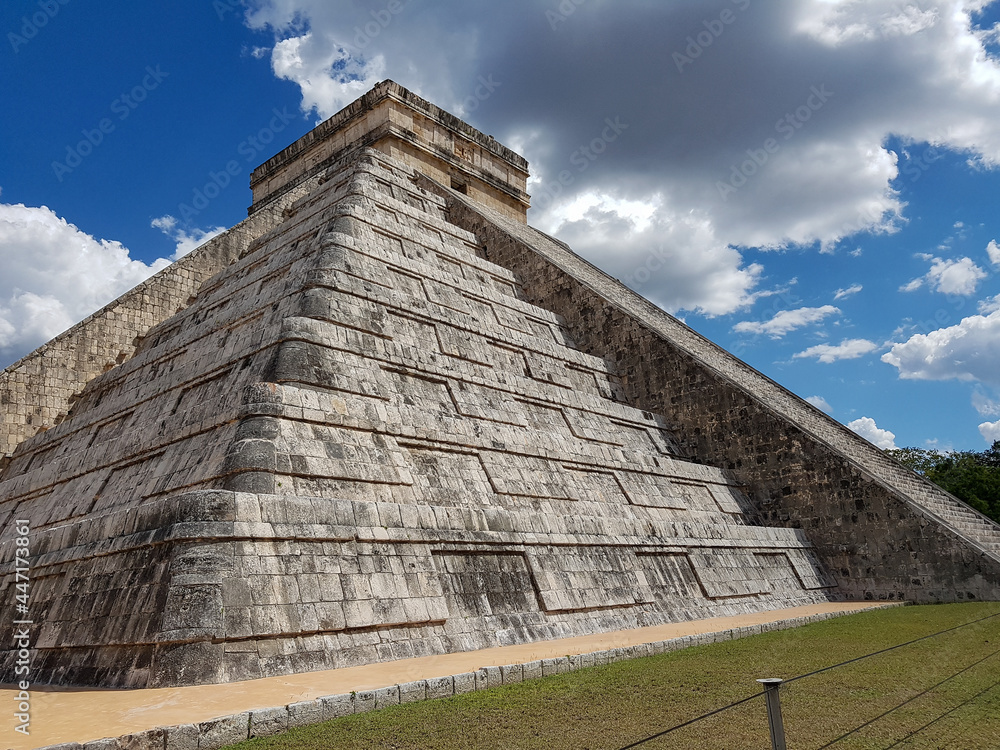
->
[420,168,1000,606]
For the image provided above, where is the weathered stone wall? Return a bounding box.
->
[13,486,834,687]
[432,182,1000,604]
[0,210,283,462]
[1,150,839,688]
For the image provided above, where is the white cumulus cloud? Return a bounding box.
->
[972,389,1000,417]
[848,416,898,450]
[882,309,1000,384]
[734,305,841,338]
[980,420,1000,443]
[794,338,879,363]
[268,32,386,121]
[542,193,763,317]
[0,202,171,366]
[988,239,1000,267]
[979,294,1000,314]
[151,215,226,260]
[797,3,941,45]
[901,256,988,296]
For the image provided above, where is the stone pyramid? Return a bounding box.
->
[2,82,999,688]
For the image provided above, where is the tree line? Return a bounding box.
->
[886,441,1000,525]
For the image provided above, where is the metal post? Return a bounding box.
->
[756,678,787,750]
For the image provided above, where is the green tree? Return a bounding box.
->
[886,442,1000,525]
[885,446,941,475]
[980,441,1000,468]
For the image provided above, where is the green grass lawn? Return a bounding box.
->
[225,603,1000,750]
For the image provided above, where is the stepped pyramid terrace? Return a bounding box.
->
[2,81,999,688]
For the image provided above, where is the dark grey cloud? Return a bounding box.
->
[247,0,1000,314]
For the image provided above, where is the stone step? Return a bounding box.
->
[940,515,997,531]
[907,499,1000,556]
[943,516,1000,533]
[945,518,1000,539]
[925,504,996,527]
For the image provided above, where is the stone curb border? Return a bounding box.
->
[36,605,903,750]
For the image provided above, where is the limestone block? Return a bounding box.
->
[354,690,377,713]
[321,693,354,719]
[161,585,225,633]
[150,641,225,687]
[374,685,400,709]
[196,713,250,748]
[453,671,477,694]
[522,660,543,681]
[81,739,121,750]
[475,665,502,690]
[398,680,428,703]
[500,663,523,684]
[541,657,569,676]
[287,699,324,727]
[163,724,199,750]
[250,706,289,737]
[426,675,454,700]
[118,730,167,750]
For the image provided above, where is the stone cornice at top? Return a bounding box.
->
[250,80,529,183]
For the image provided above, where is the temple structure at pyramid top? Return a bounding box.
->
[2,81,999,689]
[249,80,531,222]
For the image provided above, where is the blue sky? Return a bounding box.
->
[2,0,1000,452]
